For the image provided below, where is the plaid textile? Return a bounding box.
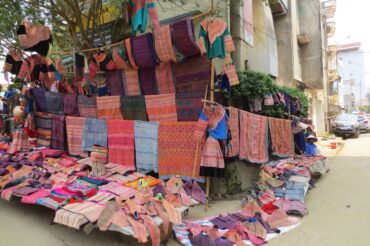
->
[134,121,159,172]
[170,19,200,58]
[81,118,108,152]
[156,63,175,94]
[139,67,157,95]
[45,91,63,115]
[96,96,123,119]
[131,33,159,68]
[174,56,211,98]
[31,88,47,112]
[123,69,141,96]
[51,115,65,151]
[120,96,148,121]
[154,25,176,63]
[226,107,239,157]
[63,94,79,116]
[35,113,52,147]
[66,116,87,157]
[107,119,135,169]
[176,96,203,121]
[105,70,125,96]
[268,117,294,157]
[78,95,98,118]
[199,136,224,177]
[239,110,269,163]
[145,94,177,122]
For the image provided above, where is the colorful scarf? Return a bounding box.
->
[123,69,141,96]
[45,91,63,115]
[105,70,125,96]
[268,117,294,157]
[134,121,159,172]
[176,96,203,122]
[31,88,47,113]
[107,119,135,169]
[139,67,157,95]
[203,104,226,130]
[170,19,200,58]
[66,116,87,157]
[35,113,52,148]
[81,118,108,152]
[226,107,239,157]
[63,94,79,116]
[78,95,98,118]
[199,136,225,178]
[145,94,177,122]
[156,63,175,94]
[154,25,176,63]
[96,96,123,119]
[51,115,65,151]
[239,110,269,163]
[131,33,159,68]
[120,96,148,120]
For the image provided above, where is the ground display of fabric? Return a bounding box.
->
[78,95,98,118]
[107,119,135,169]
[81,118,108,152]
[65,116,88,157]
[145,94,177,122]
[176,96,203,122]
[96,96,123,119]
[34,113,52,148]
[268,117,294,157]
[120,96,148,121]
[50,115,65,151]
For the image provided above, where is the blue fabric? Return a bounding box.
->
[4,91,16,98]
[294,131,306,154]
[285,181,305,190]
[81,118,108,151]
[199,112,228,140]
[98,86,109,96]
[26,98,33,113]
[305,142,320,156]
[221,74,231,91]
[285,189,305,201]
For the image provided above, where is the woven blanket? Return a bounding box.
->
[63,94,79,116]
[123,69,141,96]
[51,115,65,151]
[239,110,269,163]
[268,117,294,157]
[170,19,200,58]
[31,88,47,112]
[225,107,239,157]
[174,56,211,98]
[66,116,87,157]
[139,67,157,95]
[96,96,123,119]
[156,63,175,94]
[35,113,52,148]
[120,96,148,121]
[158,122,203,181]
[78,95,98,118]
[81,118,108,152]
[145,94,177,122]
[107,119,135,169]
[134,121,159,172]
[106,70,125,96]
[176,96,203,121]
[45,91,64,115]
[154,25,176,63]
[131,33,159,68]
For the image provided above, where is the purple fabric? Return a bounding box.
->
[31,88,47,112]
[63,94,79,116]
[51,115,65,151]
[131,33,159,68]
[176,96,203,121]
[170,19,200,58]
[229,212,249,222]
[190,181,206,204]
[106,70,125,96]
[189,233,215,246]
[0,168,9,176]
[139,67,157,95]
[152,184,167,197]
[255,212,280,234]
[13,186,40,196]
[215,237,233,246]
[210,215,238,229]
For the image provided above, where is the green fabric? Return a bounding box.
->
[120,96,148,121]
[199,26,230,59]
[130,0,155,33]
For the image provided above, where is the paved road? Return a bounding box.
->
[1,134,370,245]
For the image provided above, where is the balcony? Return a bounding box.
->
[269,0,288,17]
[322,0,336,18]
[328,69,338,82]
[326,21,336,38]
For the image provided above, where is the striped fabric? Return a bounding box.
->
[268,117,294,157]
[154,25,176,63]
[156,63,175,94]
[193,119,208,142]
[134,121,159,172]
[50,115,65,151]
[170,19,200,58]
[125,38,139,69]
[45,91,63,115]
[31,88,47,113]
[120,96,148,121]
[226,107,239,157]
[78,95,98,118]
[81,118,108,152]
[145,94,177,122]
[66,116,88,157]
[139,67,157,95]
[105,70,125,96]
[96,96,123,119]
[123,69,141,96]
[7,129,32,154]
[63,94,79,116]
[107,119,135,169]
[35,113,52,147]
[176,96,203,121]
[199,136,225,177]
[131,33,159,68]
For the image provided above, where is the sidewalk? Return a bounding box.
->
[317,136,344,157]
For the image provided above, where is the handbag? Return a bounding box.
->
[223,55,239,86]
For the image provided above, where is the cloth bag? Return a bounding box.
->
[223,56,239,86]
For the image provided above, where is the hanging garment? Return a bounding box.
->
[268,117,294,157]
[120,96,148,120]
[105,70,125,96]
[17,55,43,81]
[294,131,306,155]
[75,53,85,78]
[139,67,157,95]
[77,95,98,118]
[264,94,274,106]
[170,19,200,58]
[35,113,52,148]
[66,116,88,157]
[107,119,135,169]
[45,91,63,115]
[123,69,141,96]
[63,94,79,116]
[134,121,159,172]
[248,97,263,113]
[81,118,108,152]
[128,0,160,33]
[199,136,225,177]
[96,96,123,119]
[31,88,47,113]
[176,96,203,122]
[50,115,65,151]
[198,18,235,59]
[154,25,176,63]
[17,21,52,56]
[3,51,23,75]
[239,110,269,163]
[156,63,176,94]
[131,33,159,68]
[88,53,117,81]
[24,113,37,144]
[199,104,228,140]
[225,107,239,157]
[112,45,131,70]
[145,94,177,122]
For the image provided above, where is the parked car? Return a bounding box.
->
[358,115,369,132]
[332,114,360,138]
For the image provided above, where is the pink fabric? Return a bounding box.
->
[21,188,50,204]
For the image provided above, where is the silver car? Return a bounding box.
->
[358,115,369,132]
[332,114,360,138]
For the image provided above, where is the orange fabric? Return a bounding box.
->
[145,94,177,122]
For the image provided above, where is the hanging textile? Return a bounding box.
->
[145,94,177,122]
[96,96,123,119]
[123,69,141,96]
[125,38,139,70]
[45,91,63,115]
[17,55,43,81]
[112,45,131,70]
[156,63,175,94]
[31,88,47,113]
[154,25,176,63]
[226,107,239,157]
[294,131,306,155]
[51,115,65,151]
[174,56,211,98]
[134,121,159,172]
[63,94,79,116]
[199,136,225,177]
[128,0,160,33]
[66,116,87,157]
[268,117,294,157]
[105,70,125,96]
[176,96,203,122]
[75,53,85,78]
[138,67,157,95]
[131,33,159,68]
[35,113,52,148]
[239,110,269,163]
[198,18,235,59]
[3,51,23,75]
[199,104,228,140]
[17,21,52,56]
[24,113,37,145]
[170,19,200,58]
[107,119,135,169]
[81,118,108,152]
[120,96,148,121]
[77,95,98,118]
